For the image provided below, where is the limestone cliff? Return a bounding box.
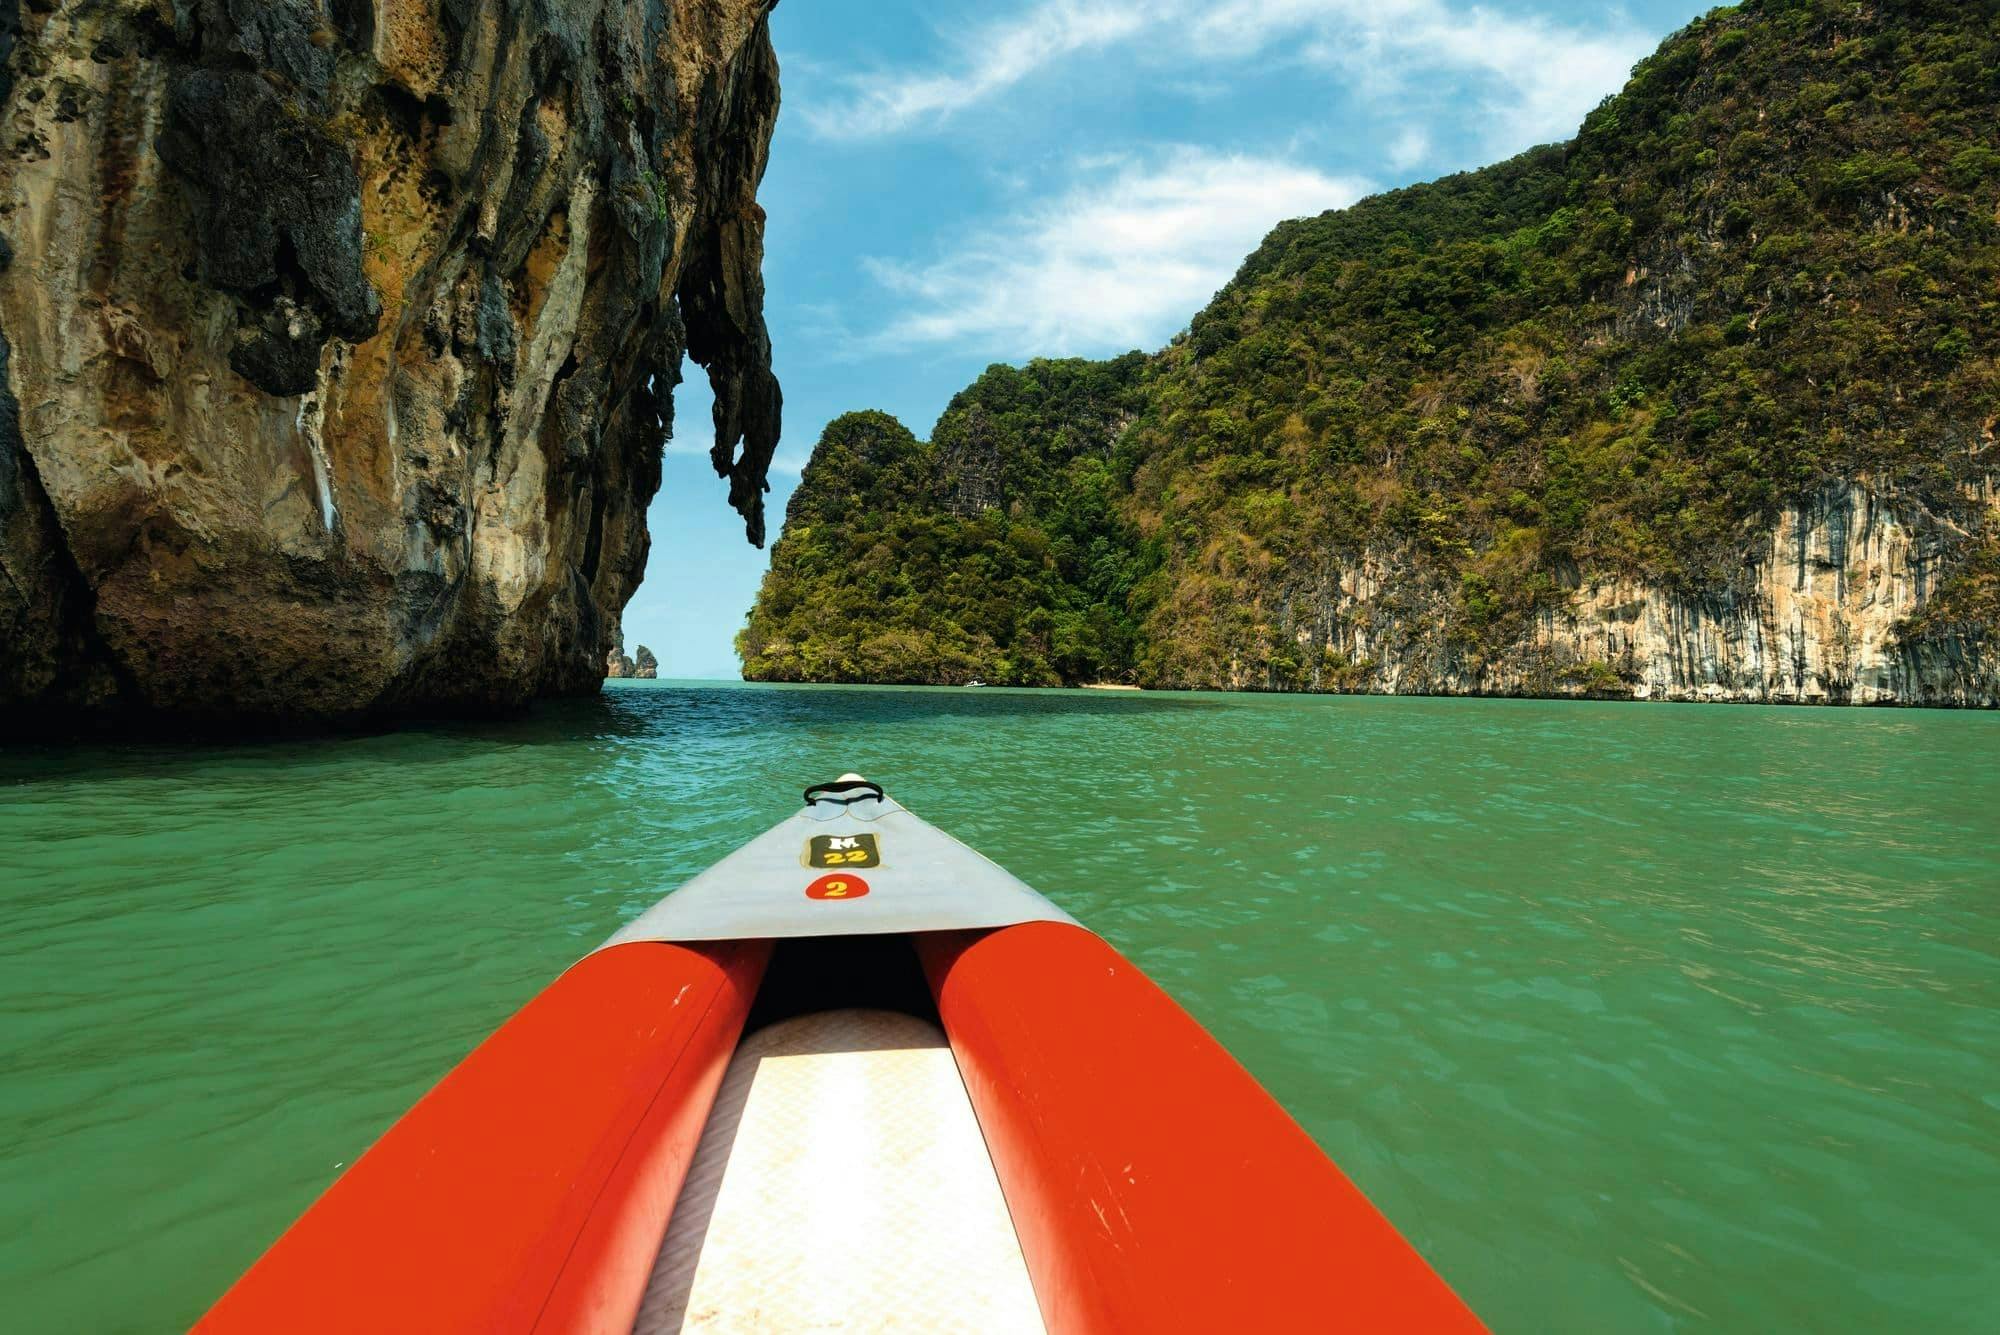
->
[0,0,781,730]
[1247,477,1999,705]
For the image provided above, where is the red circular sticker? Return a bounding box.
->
[806,873,871,901]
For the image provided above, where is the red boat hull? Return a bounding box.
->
[197,940,770,1334]
[923,923,1481,1332]
[199,926,1481,1332]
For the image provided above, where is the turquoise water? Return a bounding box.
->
[2,684,1996,1332]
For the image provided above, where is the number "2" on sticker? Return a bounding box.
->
[806,873,871,901]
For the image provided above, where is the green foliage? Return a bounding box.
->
[739,363,1155,685]
[633,169,670,225]
[745,0,2000,689]
[1897,531,2000,649]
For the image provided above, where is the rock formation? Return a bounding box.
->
[605,641,657,680]
[0,0,782,730]
[1235,477,1999,705]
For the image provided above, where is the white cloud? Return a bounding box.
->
[1257,0,1655,151]
[1386,126,1433,172]
[663,376,717,458]
[804,0,1150,139]
[662,429,714,458]
[862,148,1371,357]
[804,0,1653,157]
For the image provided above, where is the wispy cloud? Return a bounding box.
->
[804,0,1652,155]
[1243,0,1655,151]
[863,148,1371,357]
[663,427,714,458]
[803,0,1150,139]
[1386,126,1433,172]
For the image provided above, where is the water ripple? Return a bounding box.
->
[1,685,1996,1332]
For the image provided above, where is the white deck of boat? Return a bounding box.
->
[634,1009,1046,1333]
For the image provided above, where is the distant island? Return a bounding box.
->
[607,646,659,680]
[741,0,1998,706]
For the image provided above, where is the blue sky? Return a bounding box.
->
[625,0,1726,678]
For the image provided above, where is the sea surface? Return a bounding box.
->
[1,683,1996,1332]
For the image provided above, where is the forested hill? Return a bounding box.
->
[741,0,2000,704]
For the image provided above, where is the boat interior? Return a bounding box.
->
[634,933,1046,1333]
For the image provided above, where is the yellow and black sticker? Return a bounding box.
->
[806,833,880,869]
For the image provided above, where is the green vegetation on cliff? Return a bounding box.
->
[743,0,2000,691]
[739,359,1153,684]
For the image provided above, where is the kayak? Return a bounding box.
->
[196,777,1484,1333]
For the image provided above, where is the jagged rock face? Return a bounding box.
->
[632,643,657,678]
[1238,478,1999,705]
[0,0,781,729]
[937,405,1006,517]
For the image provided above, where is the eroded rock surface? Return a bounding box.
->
[1252,477,1999,705]
[0,0,782,729]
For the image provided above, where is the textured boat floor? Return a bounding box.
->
[633,1009,1045,1333]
